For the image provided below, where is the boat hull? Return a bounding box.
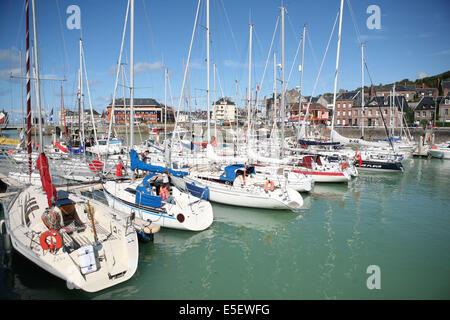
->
[103,180,213,231]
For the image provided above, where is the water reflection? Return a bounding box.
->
[212,202,298,233]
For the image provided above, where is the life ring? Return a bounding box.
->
[40,229,63,252]
[265,180,275,192]
[341,162,348,170]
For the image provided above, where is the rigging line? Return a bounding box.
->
[306,28,320,74]
[300,9,340,131]
[254,15,280,111]
[286,37,302,91]
[55,0,70,77]
[218,0,241,63]
[173,0,201,135]
[142,0,161,65]
[14,0,26,54]
[346,0,362,45]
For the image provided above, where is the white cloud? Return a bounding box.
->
[0,47,20,63]
[417,72,428,79]
[134,61,164,73]
[429,49,450,56]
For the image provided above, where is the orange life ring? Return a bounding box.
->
[265,180,275,192]
[341,162,348,170]
[40,229,63,252]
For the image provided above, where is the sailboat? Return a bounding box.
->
[173,163,304,210]
[102,0,213,232]
[2,0,139,293]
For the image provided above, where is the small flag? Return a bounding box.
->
[49,108,54,123]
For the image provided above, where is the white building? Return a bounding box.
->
[212,97,236,123]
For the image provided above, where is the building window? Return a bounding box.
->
[348,111,351,116]
[423,111,426,117]
[343,111,346,116]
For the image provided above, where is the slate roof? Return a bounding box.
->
[354,95,409,111]
[108,98,162,107]
[336,91,360,101]
[414,96,439,111]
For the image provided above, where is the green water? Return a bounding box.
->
[1,156,449,300]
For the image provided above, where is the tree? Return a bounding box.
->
[420,119,429,129]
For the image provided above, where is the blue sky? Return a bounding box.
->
[1,0,449,122]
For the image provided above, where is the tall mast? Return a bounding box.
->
[213,62,217,139]
[330,0,344,140]
[280,6,285,156]
[31,0,43,151]
[273,52,277,129]
[130,0,135,181]
[361,43,365,139]
[164,67,167,142]
[25,0,32,175]
[246,23,253,146]
[206,0,211,143]
[297,24,306,140]
[79,37,85,152]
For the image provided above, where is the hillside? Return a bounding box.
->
[388,70,450,93]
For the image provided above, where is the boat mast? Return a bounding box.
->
[25,0,32,175]
[330,0,344,141]
[273,52,277,129]
[247,23,253,147]
[31,0,43,152]
[280,6,285,157]
[297,24,306,140]
[213,62,217,139]
[361,43,365,139]
[206,0,211,144]
[130,0,135,182]
[164,67,167,142]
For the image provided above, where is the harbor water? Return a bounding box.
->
[0,133,449,299]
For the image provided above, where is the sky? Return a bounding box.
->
[0,0,449,123]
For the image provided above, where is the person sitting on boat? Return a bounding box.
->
[160,185,175,204]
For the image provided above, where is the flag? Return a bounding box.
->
[49,108,54,123]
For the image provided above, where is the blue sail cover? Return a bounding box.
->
[219,164,254,182]
[130,149,188,177]
[68,143,84,154]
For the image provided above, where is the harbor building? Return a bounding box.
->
[106,98,175,124]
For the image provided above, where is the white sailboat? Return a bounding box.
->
[1,0,139,293]
[173,163,304,211]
